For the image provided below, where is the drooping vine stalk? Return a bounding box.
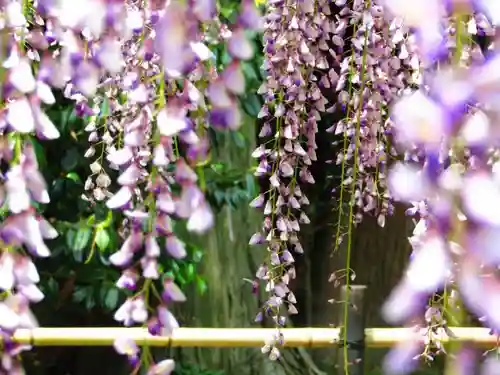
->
[341,1,371,373]
[329,1,419,369]
[331,4,359,254]
[442,12,468,375]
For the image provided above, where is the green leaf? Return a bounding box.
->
[220,50,232,65]
[214,190,225,205]
[157,263,164,274]
[45,278,59,296]
[65,172,81,183]
[210,163,224,173]
[185,263,195,282]
[240,94,261,117]
[51,178,65,198]
[94,204,110,222]
[196,276,207,295]
[66,226,92,252]
[100,98,111,117]
[85,292,95,310]
[51,245,65,257]
[30,138,47,169]
[164,271,175,280]
[171,262,180,274]
[176,273,186,286]
[104,288,119,311]
[192,250,203,263]
[245,173,256,197]
[231,131,246,148]
[95,228,110,251]
[108,230,119,252]
[73,287,87,303]
[61,148,80,171]
[0,203,8,220]
[86,215,96,226]
[73,248,83,262]
[98,251,111,266]
[220,9,233,20]
[58,107,76,132]
[241,61,259,83]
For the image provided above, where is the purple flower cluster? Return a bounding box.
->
[249,0,337,358]
[328,0,419,235]
[0,0,261,373]
[0,1,62,373]
[250,0,423,359]
[380,0,500,373]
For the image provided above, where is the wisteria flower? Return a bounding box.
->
[113,336,140,367]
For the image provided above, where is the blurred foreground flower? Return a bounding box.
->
[382,0,500,373]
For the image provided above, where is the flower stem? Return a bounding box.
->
[343,1,370,373]
[444,12,467,375]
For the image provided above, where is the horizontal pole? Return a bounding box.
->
[4,327,500,348]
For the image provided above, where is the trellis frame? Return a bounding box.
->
[7,285,500,348]
[6,326,499,348]
[5,285,496,375]
[7,286,497,348]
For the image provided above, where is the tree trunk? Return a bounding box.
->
[176,114,323,375]
[291,198,412,373]
[349,205,413,326]
[174,114,266,375]
[344,205,413,371]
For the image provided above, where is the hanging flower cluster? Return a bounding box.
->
[330,0,420,241]
[381,0,500,373]
[0,0,261,373]
[0,1,62,373]
[84,0,262,373]
[250,0,339,358]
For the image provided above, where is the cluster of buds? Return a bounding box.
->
[251,0,341,357]
[329,0,420,238]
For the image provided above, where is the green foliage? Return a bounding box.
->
[161,235,207,294]
[239,59,264,118]
[173,363,226,375]
[34,83,257,317]
[204,161,256,211]
[31,93,204,315]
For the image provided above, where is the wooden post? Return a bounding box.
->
[337,285,367,375]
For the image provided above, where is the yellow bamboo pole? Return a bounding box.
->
[3,327,499,348]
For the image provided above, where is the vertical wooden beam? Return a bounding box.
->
[338,285,367,375]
